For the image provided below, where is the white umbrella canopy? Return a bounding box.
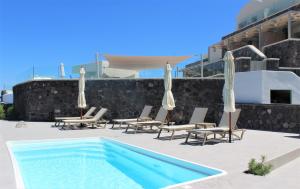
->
[78,67,87,110]
[223,51,236,143]
[223,51,236,113]
[60,63,65,78]
[162,63,175,110]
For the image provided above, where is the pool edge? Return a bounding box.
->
[103,137,227,189]
[6,137,227,189]
[6,141,26,189]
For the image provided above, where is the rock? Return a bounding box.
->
[283,123,289,129]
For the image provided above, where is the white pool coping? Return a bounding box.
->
[6,137,226,189]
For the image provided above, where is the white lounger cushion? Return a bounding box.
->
[191,128,228,132]
[63,118,99,123]
[125,107,168,133]
[128,120,162,126]
[160,124,195,131]
[189,109,241,133]
[55,107,96,120]
[156,107,209,140]
[113,118,138,123]
[56,116,93,120]
[63,108,107,123]
[159,107,208,131]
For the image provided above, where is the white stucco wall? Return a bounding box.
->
[235,70,300,104]
[235,71,264,104]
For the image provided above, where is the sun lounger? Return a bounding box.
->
[61,108,108,129]
[125,107,168,133]
[185,109,245,145]
[54,107,97,126]
[157,107,208,140]
[111,105,153,129]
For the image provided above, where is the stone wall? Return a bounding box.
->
[237,104,300,133]
[263,39,300,68]
[13,80,79,121]
[13,79,224,124]
[213,104,300,133]
[13,79,300,133]
[265,58,280,71]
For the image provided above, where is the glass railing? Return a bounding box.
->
[238,0,300,29]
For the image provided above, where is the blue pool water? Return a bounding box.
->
[8,138,224,189]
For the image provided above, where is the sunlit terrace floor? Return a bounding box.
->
[0,120,299,189]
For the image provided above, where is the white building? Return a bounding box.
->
[1,90,13,104]
[237,0,300,29]
[184,0,300,105]
[235,70,300,104]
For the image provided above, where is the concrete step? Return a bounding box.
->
[266,148,300,170]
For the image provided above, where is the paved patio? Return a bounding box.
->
[0,120,299,189]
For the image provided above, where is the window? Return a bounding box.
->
[270,90,291,104]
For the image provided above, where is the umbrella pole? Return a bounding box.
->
[229,112,232,143]
[167,110,170,126]
[80,108,83,127]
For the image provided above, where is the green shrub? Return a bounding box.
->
[248,155,272,176]
[0,104,5,119]
[6,106,16,120]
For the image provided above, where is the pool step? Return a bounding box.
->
[265,148,300,171]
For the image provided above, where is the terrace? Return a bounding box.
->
[0,120,299,189]
[1,1,300,189]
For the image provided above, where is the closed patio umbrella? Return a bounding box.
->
[162,63,175,123]
[223,51,236,143]
[60,63,65,78]
[78,67,87,119]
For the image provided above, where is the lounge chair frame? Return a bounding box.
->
[54,107,96,126]
[125,107,168,133]
[185,109,246,145]
[61,108,108,129]
[156,107,208,140]
[111,105,153,129]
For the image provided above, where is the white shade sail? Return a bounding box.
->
[104,55,191,71]
[162,64,175,110]
[223,51,236,113]
[78,67,87,109]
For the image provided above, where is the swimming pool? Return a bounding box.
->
[7,138,225,189]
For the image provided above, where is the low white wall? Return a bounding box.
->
[235,71,300,104]
[235,71,263,104]
[2,93,13,104]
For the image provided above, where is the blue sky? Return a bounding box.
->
[0,0,248,89]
